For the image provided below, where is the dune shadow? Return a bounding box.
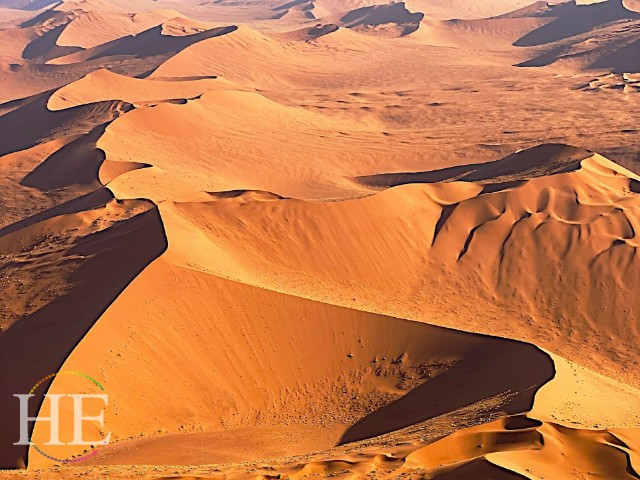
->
[591,37,640,73]
[0,91,127,157]
[272,0,312,12]
[0,187,114,238]
[22,24,82,61]
[71,25,238,64]
[21,125,107,190]
[339,338,555,444]
[355,144,589,189]
[514,0,640,47]
[21,0,59,13]
[0,205,168,469]
[433,458,528,479]
[339,3,424,35]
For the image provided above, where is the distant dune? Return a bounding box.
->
[512,0,640,72]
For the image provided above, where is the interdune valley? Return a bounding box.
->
[0,0,639,478]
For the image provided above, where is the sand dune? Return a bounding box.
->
[576,71,640,92]
[271,0,331,21]
[132,145,640,393]
[47,21,238,66]
[148,25,345,87]
[320,2,425,37]
[0,195,166,469]
[47,68,221,110]
[514,0,640,47]
[94,88,391,199]
[0,90,128,157]
[27,257,554,467]
[55,9,190,49]
[402,416,639,478]
[274,23,340,41]
[511,0,640,72]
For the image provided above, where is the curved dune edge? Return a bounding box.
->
[11,115,552,468]
[54,9,191,49]
[112,140,639,390]
[22,113,640,478]
[6,71,638,473]
[29,249,556,467]
[46,69,224,111]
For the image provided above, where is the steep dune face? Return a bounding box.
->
[146,145,640,391]
[513,0,640,72]
[0,91,127,157]
[274,23,341,41]
[0,197,166,469]
[55,9,190,49]
[47,68,221,110]
[47,21,238,66]
[271,0,331,21]
[0,69,172,469]
[514,0,640,47]
[29,255,555,467]
[324,2,425,36]
[18,126,638,475]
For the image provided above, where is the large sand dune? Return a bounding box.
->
[0,0,639,478]
[511,0,640,72]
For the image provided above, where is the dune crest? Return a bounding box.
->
[320,2,425,37]
[47,68,221,110]
[512,0,640,72]
[55,9,189,48]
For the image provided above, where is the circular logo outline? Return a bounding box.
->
[28,371,107,464]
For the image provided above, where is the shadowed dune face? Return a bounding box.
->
[339,341,554,444]
[355,144,593,186]
[335,2,425,36]
[54,10,193,49]
[0,92,127,157]
[30,256,554,467]
[47,23,239,66]
[46,68,221,110]
[514,0,640,48]
[511,0,640,72]
[0,202,167,469]
[149,145,640,391]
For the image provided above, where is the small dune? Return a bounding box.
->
[47,68,221,110]
[322,2,425,37]
[55,10,189,49]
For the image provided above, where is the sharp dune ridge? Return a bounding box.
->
[0,0,639,478]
